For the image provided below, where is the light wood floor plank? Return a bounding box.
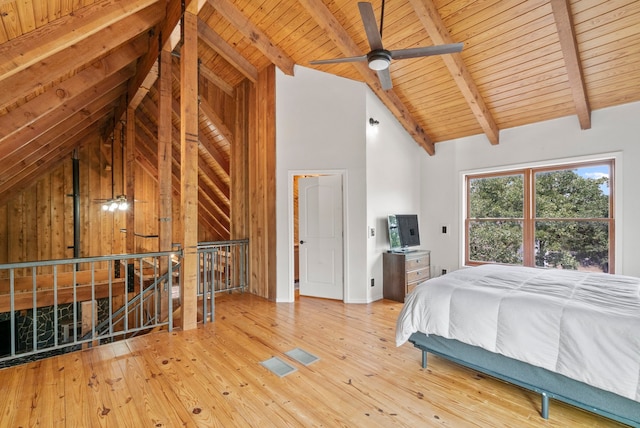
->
[0,293,629,427]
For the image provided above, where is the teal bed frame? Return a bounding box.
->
[409,332,640,427]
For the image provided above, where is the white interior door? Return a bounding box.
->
[298,175,343,300]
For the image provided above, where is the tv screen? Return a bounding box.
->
[388,214,420,251]
[397,214,420,248]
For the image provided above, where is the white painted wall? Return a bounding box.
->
[275,66,367,303]
[275,66,421,303]
[276,66,640,303]
[365,90,423,301]
[421,101,640,277]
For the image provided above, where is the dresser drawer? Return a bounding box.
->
[407,282,419,295]
[405,254,429,271]
[406,267,429,285]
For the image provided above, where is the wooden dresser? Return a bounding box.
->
[382,250,430,302]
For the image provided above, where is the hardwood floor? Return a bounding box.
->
[0,293,628,427]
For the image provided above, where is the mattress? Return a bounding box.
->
[395,264,640,402]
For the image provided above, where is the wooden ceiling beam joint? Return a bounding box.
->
[197,17,258,83]
[206,0,296,76]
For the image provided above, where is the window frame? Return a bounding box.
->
[464,159,615,273]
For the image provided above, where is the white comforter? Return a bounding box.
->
[395,264,640,402]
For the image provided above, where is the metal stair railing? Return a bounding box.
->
[82,262,180,343]
[197,239,249,323]
[0,251,178,367]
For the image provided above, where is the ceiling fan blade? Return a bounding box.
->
[377,68,392,90]
[358,2,384,51]
[309,55,367,65]
[390,43,463,60]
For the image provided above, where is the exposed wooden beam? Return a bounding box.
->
[139,94,231,201]
[180,4,200,330]
[407,0,500,146]
[0,111,113,205]
[0,85,126,188]
[198,131,231,177]
[231,80,251,240]
[128,0,191,109]
[206,0,295,76]
[158,47,174,257]
[0,41,142,160]
[0,0,157,82]
[130,20,185,110]
[197,157,231,214]
[551,0,591,129]
[298,0,435,155]
[197,17,258,83]
[250,65,277,299]
[134,125,223,237]
[198,98,233,172]
[171,64,232,175]
[200,63,234,96]
[125,108,136,253]
[199,97,234,147]
[130,61,159,110]
[0,2,163,112]
[196,189,230,237]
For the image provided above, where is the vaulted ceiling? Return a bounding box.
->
[1,0,639,235]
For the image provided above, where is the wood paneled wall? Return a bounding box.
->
[0,68,277,301]
[0,134,163,273]
[248,65,277,300]
[231,79,251,242]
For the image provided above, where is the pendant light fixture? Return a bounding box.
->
[102,122,128,212]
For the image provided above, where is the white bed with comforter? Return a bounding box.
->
[396,264,640,424]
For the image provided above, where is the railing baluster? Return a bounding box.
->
[73,268,77,343]
[32,269,37,354]
[10,269,15,357]
[168,257,173,333]
[91,262,96,347]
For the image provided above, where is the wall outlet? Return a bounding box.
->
[371,278,375,287]
[368,226,375,237]
[441,224,450,235]
[441,268,447,275]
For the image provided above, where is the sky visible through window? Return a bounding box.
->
[576,165,610,195]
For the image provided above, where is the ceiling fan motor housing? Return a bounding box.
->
[367,50,391,70]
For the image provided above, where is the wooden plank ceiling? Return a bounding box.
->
[1,0,639,237]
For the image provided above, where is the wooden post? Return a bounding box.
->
[81,300,97,348]
[231,81,250,240]
[158,46,173,322]
[249,66,277,300]
[126,107,136,255]
[180,3,200,330]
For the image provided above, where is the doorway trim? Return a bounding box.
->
[288,169,348,302]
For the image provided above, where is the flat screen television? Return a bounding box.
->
[388,214,421,252]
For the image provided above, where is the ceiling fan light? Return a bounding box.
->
[369,57,389,71]
[367,50,391,71]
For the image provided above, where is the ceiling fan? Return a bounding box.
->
[310,1,463,90]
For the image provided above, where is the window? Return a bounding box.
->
[465,160,614,273]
